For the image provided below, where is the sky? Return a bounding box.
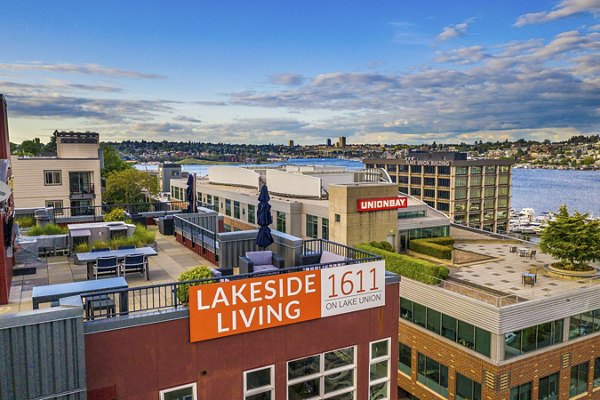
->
[1,0,599,145]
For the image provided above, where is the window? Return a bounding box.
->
[424,189,435,198]
[470,176,482,187]
[399,165,409,173]
[159,382,197,400]
[499,174,509,185]
[398,176,409,184]
[306,215,318,238]
[570,362,588,397]
[424,177,436,186]
[398,343,411,376]
[499,165,510,173]
[484,199,495,210]
[427,308,441,334]
[410,165,421,173]
[45,200,63,209]
[484,187,495,198]
[438,166,450,175]
[277,211,286,233]
[504,320,563,359]
[484,175,496,186]
[458,321,475,350]
[387,164,397,172]
[456,373,481,400]
[437,190,450,200]
[569,309,600,340]
[234,201,240,219]
[595,358,600,388]
[214,196,220,211]
[335,214,341,222]
[438,178,450,187]
[510,382,531,400]
[287,346,356,399]
[455,177,467,187]
[410,188,421,196]
[485,165,496,174]
[248,204,256,224]
[322,218,329,240]
[370,339,390,400]
[244,365,274,400]
[410,176,421,185]
[417,353,448,397]
[498,197,509,208]
[424,166,436,174]
[471,166,482,175]
[225,199,231,216]
[539,372,559,400]
[455,166,468,175]
[455,188,467,200]
[44,170,62,186]
[206,194,212,205]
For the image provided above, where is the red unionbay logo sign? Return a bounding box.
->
[357,196,408,212]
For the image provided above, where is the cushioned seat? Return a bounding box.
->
[239,250,284,274]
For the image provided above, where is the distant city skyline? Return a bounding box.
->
[1,0,599,144]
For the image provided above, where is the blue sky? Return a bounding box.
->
[1,0,599,144]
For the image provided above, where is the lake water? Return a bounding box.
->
[136,158,600,216]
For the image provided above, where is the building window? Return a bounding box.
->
[484,175,496,186]
[44,170,62,186]
[424,189,435,198]
[499,165,510,173]
[159,382,197,400]
[387,164,397,172]
[455,177,467,187]
[287,346,356,399]
[390,175,397,183]
[470,176,482,187]
[438,178,450,187]
[45,200,63,210]
[225,199,231,216]
[248,204,255,224]
[417,353,448,397]
[410,188,421,196]
[437,190,450,200]
[570,362,589,397]
[424,166,436,174]
[400,299,491,357]
[322,218,329,240]
[437,202,450,212]
[234,201,240,219]
[399,176,409,184]
[456,373,482,400]
[438,166,450,175]
[335,214,341,222]
[214,196,220,211]
[504,319,563,359]
[398,343,411,376]
[424,177,435,186]
[206,194,212,205]
[510,382,531,400]
[398,210,426,219]
[499,174,509,184]
[471,166,482,175]
[455,166,468,175]
[410,165,421,174]
[498,186,509,196]
[276,211,286,233]
[539,372,559,400]
[485,165,496,174]
[244,365,274,400]
[306,215,318,238]
[410,176,421,185]
[484,187,495,198]
[370,339,390,400]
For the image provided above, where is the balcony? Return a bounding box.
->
[69,182,95,200]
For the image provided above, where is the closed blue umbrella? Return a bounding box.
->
[185,174,195,213]
[255,185,274,249]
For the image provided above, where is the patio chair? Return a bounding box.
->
[117,245,136,250]
[93,256,119,279]
[529,250,537,259]
[91,248,110,253]
[239,251,284,274]
[121,254,147,278]
[85,294,116,320]
[300,250,347,266]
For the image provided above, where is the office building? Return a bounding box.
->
[169,165,450,250]
[289,139,295,147]
[11,131,102,212]
[327,138,332,147]
[158,163,182,193]
[365,151,514,232]
[338,136,347,148]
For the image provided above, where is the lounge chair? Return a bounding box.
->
[300,250,347,266]
[239,251,284,274]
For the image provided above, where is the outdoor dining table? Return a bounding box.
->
[75,247,158,280]
[518,248,531,257]
[31,277,128,309]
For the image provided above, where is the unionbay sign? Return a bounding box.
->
[357,196,408,212]
[188,260,385,342]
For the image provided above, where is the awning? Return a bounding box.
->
[70,229,91,237]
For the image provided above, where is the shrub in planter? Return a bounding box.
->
[132,224,156,245]
[356,243,449,284]
[91,240,111,250]
[176,265,215,304]
[104,207,128,222]
[16,216,35,228]
[26,223,67,236]
[378,241,394,252]
[409,237,454,260]
[74,242,91,253]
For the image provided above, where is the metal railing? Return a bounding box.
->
[174,213,218,251]
[302,239,379,261]
[48,201,189,221]
[81,249,382,322]
[69,182,94,195]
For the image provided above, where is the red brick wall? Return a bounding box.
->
[86,282,400,400]
[399,320,600,399]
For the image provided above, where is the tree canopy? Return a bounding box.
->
[101,144,132,178]
[103,168,158,205]
[540,205,600,271]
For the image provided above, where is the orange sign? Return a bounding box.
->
[189,270,322,342]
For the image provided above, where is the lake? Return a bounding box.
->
[136,159,600,216]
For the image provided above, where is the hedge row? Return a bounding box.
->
[409,237,454,260]
[357,244,449,285]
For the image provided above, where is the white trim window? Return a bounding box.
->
[287,346,356,399]
[244,365,275,399]
[369,338,391,400]
[159,382,197,400]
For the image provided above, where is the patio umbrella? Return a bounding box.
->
[255,185,274,249]
[185,174,196,213]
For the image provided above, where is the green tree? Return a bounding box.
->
[104,169,158,204]
[18,138,44,155]
[101,144,132,178]
[44,135,57,154]
[540,205,600,271]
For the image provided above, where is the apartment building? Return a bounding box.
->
[365,151,514,233]
[11,131,102,213]
[397,238,600,400]
[169,165,450,249]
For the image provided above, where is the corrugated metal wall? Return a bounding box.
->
[0,307,86,400]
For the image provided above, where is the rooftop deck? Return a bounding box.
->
[445,226,600,305]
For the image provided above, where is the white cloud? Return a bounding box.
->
[270,73,305,86]
[514,0,600,27]
[437,18,475,41]
[0,62,166,79]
